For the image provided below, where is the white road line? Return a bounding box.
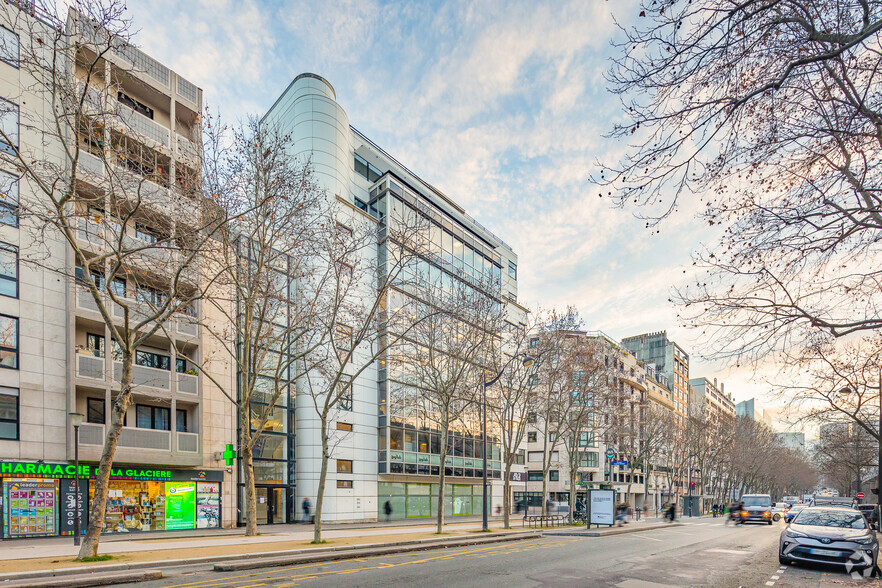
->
[771,576,780,580]
[705,549,747,554]
[765,582,775,586]
[631,535,663,542]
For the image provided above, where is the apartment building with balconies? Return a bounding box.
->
[0,4,235,539]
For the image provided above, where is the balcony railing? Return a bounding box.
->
[177,372,198,395]
[177,432,198,453]
[113,360,171,391]
[118,426,170,451]
[117,104,170,147]
[175,315,198,337]
[76,352,105,381]
[79,423,105,446]
[76,149,105,179]
[176,134,199,162]
[75,285,101,314]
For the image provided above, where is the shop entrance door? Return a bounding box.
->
[256,487,286,524]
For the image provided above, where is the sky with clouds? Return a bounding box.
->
[122,0,795,430]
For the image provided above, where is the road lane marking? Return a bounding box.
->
[771,576,779,580]
[706,549,747,554]
[765,582,774,586]
[632,535,663,541]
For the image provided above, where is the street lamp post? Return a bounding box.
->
[482,354,534,532]
[69,412,85,546]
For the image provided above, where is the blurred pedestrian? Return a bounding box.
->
[302,496,312,524]
[384,500,392,522]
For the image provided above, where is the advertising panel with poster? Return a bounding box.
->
[4,481,56,537]
[164,482,196,530]
[589,489,615,526]
[196,482,220,528]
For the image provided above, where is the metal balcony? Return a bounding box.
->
[75,352,105,381]
[113,360,171,391]
[79,423,105,446]
[118,426,171,451]
[116,104,170,148]
[177,432,199,453]
[176,372,198,395]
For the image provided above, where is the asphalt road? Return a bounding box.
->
[141,518,880,588]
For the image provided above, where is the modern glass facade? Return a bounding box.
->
[370,172,505,483]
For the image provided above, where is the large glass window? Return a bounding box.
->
[0,26,18,67]
[0,314,17,369]
[337,459,353,474]
[0,386,18,439]
[86,333,104,357]
[0,98,18,155]
[176,409,187,432]
[136,350,170,370]
[135,404,170,430]
[0,242,16,298]
[87,397,105,424]
[0,170,17,226]
[527,471,543,481]
[508,261,517,280]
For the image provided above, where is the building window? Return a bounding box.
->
[337,480,353,488]
[549,470,559,482]
[548,432,556,443]
[508,261,517,280]
[0,314,18,369]
[0,386,17,439]
[135,350,171,370]
[336,459,353,474]
[527,431,537,443]
[136,404,170,430]
[338,378,353,411]
[87,398,105,424]
[336,422,352,432]
[353,153,382,183]
[0,242,17,298]
[176,409,187,432]
[527,451,543,462]
[515,449,525,465]
[0,98,18,155]
[578,431,594,447]
[0,170,17,226]
[85,333,104,357]
[527,471,543,481]
[0,26,18,67]
[579,451,599,468]
[334,323,353,354]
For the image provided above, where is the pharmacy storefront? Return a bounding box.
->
[0,461,223,539]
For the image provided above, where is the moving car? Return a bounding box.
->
[784,504,806,524]
[741,494,774,525]
[780,506,878,571]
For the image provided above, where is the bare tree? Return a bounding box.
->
[193,119,326,535]
[399,280,504,534]
[0,2,252,558]
[635,403,677,514]
[601,1,882,361]
[486,311,541,529]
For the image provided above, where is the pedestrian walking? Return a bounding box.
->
[616,503,629,526]
[665,502,676,523]
[384,500,392,522]
[302,496,312,524]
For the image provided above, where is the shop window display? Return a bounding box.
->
[92,480,219,533]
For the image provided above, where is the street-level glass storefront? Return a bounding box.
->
[0,461,223,539]
[378,482,482,521]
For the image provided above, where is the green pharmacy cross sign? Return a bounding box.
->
[223,444,237,466]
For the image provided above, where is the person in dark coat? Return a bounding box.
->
[384,500,393,522]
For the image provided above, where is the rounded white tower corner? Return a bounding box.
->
[287,73,353,200]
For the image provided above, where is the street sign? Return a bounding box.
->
[606,448,615,459]
[610,460,628,467]
[857,492,866,499]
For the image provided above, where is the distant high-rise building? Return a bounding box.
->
[778,432,806,451]
[735,398,774,428]
[621,331,689,420]
[689,377,736,425]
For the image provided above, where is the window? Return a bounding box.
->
[336,459,353,474]
[528,374,539,387]
[86,333,104,357]
[353,153,382,183]
[336,223,352,237]
[136,285,167,307]
[0,26,18,67]
[117,91,154,119]
[338,378,353,411]
[135,350,170,370]
[176,409,188,432]
[337,480,353,488]
[579,452,599,468]
[527,451,543,462]
[527,431,537,443]
[527,471,543,481]
[549,470,559,482]
[0,98,18,154]
[508,261,517,280]
[0,170,18,226]
[334,323,353,354]
[336,422,352,432]
[135,224,162,244]
[0,386,17,439]
[548,432,556,443]
[0,242,17,298]
[515,449,525,465]
[507,291,517,303]
[87,398,105,424]
[0,314,17,369]
[135,404,170,430]
[578,431,594,447]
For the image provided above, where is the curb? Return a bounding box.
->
[1,569,162,588]
[0,531,541,582]
[214,531,542,571]
[543,522,683,537]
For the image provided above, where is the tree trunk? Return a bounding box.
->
[436,416,449,534]
[314,416,329,543]
[502,474,511,529]
[241,441,257,536]
[76,365,133,559]
[569,468,577,523]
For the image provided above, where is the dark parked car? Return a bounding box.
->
[780,506,878,572]
[784,504,806,524]
[857,504,880,531]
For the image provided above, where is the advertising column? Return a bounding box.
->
[164,482,196,530]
